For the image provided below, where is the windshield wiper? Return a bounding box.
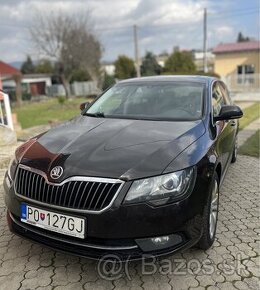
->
[83,112,106,118]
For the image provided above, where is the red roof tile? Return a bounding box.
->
[0,60,21,77]
[213,41,260,54]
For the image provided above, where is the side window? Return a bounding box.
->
[212,82,224,117]
[219,82,232,105]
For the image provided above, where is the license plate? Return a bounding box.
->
[20,203,85,239]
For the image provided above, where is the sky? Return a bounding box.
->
[0,0,259,64]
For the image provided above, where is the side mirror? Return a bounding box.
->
[214,105,243,122]
[80,102,89,111]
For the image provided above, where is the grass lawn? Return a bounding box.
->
[14,97,91,129]
[238,102,260,131]
[239,130,260,158]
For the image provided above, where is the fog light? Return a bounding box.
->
[136,234,183,252]
[151,236,170,245]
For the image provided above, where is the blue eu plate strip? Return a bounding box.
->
[21,203,27,220]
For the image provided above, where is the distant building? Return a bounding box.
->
[0,60,22,103]
[22,74,52,96]
[156,53,169,68]
[101,61,115,76]
[0,61,21,79]
[213,41,260,92]
[192,50,215,72]
[2,73,52,97]
[2,64,100,99]
[155,48,216,72]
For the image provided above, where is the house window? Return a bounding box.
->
[237,64,255,84]
[245,64,255,74]
[237,65,243,75]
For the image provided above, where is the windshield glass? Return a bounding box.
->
[86,82,205,121]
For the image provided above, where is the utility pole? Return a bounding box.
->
[133,24,141,77]
[203,8,208,73]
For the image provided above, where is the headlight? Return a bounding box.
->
[7,156,18,180]
[124,167,195,206]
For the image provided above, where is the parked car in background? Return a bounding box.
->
[4,76,243,260]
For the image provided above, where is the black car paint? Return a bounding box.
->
[4,76,240,259]
[17,117,205,181]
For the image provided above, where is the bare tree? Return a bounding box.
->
[30,11,102,97]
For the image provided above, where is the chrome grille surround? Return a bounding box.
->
[14,164,125,214]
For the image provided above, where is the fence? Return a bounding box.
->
[0,91,14,130]
[48,81,101,97]
[223,73,260,93]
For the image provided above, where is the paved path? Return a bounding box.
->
[0,155,259,290]
[17,125,51,142]
[238,118,260,148]
[0,144,22,172]
[232,92,260,102]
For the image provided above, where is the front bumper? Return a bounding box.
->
[7,210,198,260]
[3,169,211,260]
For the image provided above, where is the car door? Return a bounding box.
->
[212,81,236,170]
[219,81,238,152]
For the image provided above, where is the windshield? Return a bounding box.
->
[86,82,205,121]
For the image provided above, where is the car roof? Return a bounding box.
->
[118,75,217,85]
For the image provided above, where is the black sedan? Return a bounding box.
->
[4,76,243,260]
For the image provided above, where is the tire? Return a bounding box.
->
[231,137,238,163]
[197,173,219,250]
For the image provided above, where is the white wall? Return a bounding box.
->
[22,77,52,87]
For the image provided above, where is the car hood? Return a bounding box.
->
[20,116,205,181]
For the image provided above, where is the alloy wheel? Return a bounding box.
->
[209,180,219,239]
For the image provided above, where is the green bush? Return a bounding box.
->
[164,51,196,73]
[22,92,32,101]
[57,95,66,105]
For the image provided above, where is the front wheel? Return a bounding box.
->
[197,173,219,250]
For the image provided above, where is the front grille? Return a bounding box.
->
[14,166,122,212]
